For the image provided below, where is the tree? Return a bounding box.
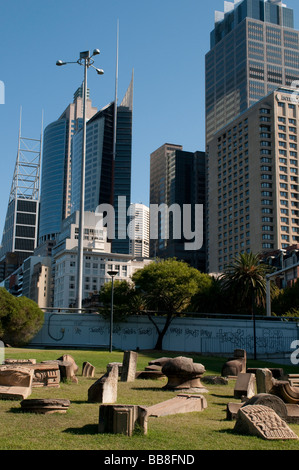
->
[0,288,44,347]
[98,280,143,322]
[271,279,299,316]
[220,252,277,316]
[132,258,212,350]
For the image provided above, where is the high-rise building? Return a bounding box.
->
[0,119,42,277]
[128,203,150,258]
[207,87,299,273]
[71,74,133,254]
[206,0,299,144]
[38,85,97,245]
[150,143,206,272]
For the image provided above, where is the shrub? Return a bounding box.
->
[0,288,44,346]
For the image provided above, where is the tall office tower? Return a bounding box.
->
[0,119,42,278]
[128,203,150,258]
[150,144,206,272]
[38,85,97,245]
[208,87,299,273]
[71,74,133,254]
[205,0,299,144]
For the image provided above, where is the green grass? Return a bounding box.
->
[0,347,299,450]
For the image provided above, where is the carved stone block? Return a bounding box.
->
[234,405,298,440]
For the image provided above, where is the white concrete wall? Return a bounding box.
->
[30,312,299,363]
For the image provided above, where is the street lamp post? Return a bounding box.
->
[107,269,118,352]
[56,50,104,310]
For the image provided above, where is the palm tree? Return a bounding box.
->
[220,252,277,317]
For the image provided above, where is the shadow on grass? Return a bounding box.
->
[63,424,98,435]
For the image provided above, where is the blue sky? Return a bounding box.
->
[0,0,299,238]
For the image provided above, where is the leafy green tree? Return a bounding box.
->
[220,252,278,316]
[98,280,143,322]
[271,279,299,316]
[0,288,44,347]
[132,258,212,350]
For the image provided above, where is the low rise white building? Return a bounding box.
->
[53,211,152,308]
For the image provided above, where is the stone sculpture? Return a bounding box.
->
[121,351,138,382]
[20,398,70,414]
[234,373,256,399]
[82,361,95,378]
[98,404,148,436]
[234,405,298,440]
[161,357,207,392]
[146,394,207,417]
[88,364,118,403]
[221,349,247,377]
[0,365,34,400]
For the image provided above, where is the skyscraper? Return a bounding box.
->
[71,74,133,254]
[206,0,299,144]
[207,87,299,273]
[38,85,97,245]
[0,117,42,277]
[150,143,206,272]
[128,203,150,258]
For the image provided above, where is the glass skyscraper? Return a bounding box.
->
[38,86,97,244]
[71,75,133,254]
[206,0,299,143]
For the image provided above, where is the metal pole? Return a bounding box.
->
[266,276,271,317]
[110,276,115,352]
[76,59,88,310]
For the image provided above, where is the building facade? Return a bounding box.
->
[150,143,206,272]
[128,203,150,258]
[71,75,133,254]
[38,85,97,244]
[206,0,299,144]
[52,211,151,308]
[207,87,299,273]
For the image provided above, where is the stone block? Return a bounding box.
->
[98,404,148,436]
[256,368,275,394]
[234,405,298,440]
[147,393,207,417]
[88,364,118,403]
[234,373,255,399]
[0,365,34,400]
[121,351,138,382]
[82,362,95,378]
[20,398,70,414]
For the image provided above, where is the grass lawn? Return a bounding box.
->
[0,347,299,451]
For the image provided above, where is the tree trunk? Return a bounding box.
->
[147,312,174,350]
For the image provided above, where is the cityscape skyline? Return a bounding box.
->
[0,0,285,239]
[1,0,299,248]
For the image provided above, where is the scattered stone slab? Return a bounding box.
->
[271,381,299,405]
[136,370,165,380]
[221,349,247,377]
[82,361,95,377]
[0,366,34,400]
[148,357,172,367]
[247,367,284,380]
[286,404,299,424]
[20,398,70,414]
[162,357,208,392]
[98,404,148,436]
[28,363,60,388]
[88,364,118,403]
[288,374,299,387]
[107,362,122,377]
[4,359,36,365]
[42,360,78,383]
[234,405,298,440]
[256,368,275,394]
[146,394,207,418]
[234,373,255,399]
[121,351,138,382]
[226,402,242,421]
